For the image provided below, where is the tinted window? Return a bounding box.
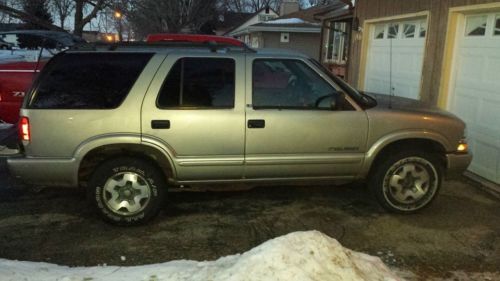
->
[252,59,337,109]
[157,58,235,108]
[30,53,152,109]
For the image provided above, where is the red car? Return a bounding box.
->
[0,30,84,124]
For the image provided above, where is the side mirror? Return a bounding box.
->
[316,92,346,110]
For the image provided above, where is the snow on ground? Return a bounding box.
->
[0,230,402,281]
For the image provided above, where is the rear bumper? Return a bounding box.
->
[445,152,472,178]
[7,156,79,187]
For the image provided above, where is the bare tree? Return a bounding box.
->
[0,1,63,30]
[305,0,341,7]
[127,0,218,39]
[0,0,18,23]
[0,0,113,35]
[73,0,110,36]
[51,0,73,28]
[219,0,282,12]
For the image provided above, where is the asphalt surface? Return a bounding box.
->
[0,159,499,280]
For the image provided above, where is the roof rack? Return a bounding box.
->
[146,33,255,52]
[69,39,256,53]
[147,33,244,46]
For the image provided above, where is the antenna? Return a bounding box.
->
[33,37,47,81]
[389,36,393,109]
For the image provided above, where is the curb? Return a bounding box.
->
[463,171,500,199]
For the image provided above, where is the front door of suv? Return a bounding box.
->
[141,53,246,181]
[244,58,368,179]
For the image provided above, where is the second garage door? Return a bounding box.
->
[448,12,500,184]
[364,18,427,100]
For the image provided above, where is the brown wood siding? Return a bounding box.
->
[261,32,321,60]
[348,0,500,104]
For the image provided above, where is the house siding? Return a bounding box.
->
[349,0,500,104]
[261,32,321,60]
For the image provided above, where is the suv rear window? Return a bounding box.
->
[29,52,153,109]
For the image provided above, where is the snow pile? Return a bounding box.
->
[266,18,307,24]
[0,231,403,281]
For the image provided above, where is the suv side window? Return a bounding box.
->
[252,59,339,109]
[30,52,153,109]
[157,57,235,109]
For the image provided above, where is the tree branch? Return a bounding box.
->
[0,3,66,31]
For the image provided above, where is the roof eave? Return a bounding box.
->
[229,25,320,36]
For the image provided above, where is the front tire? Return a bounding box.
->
[369,151,442,213]
[88,157,166,225]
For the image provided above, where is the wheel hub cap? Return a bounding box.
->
[388,163,430,203]
[103,172,151,215]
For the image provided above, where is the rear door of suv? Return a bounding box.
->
[141,52,246,181]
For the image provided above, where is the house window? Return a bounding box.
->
[258,14,276,22]
[387,23,399,39]
[280,32,289,43]
[465,15,487,36]
[252,36,260,47]
[495,15,500,35]
[374,24,385,39]
[325,21,349,64]
[403,23,416,38]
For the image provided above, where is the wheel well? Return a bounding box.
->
[369,138,446,175]
[78,144,173,187]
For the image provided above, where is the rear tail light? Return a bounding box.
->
[19,116,30,142]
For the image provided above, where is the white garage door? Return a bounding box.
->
[364,19,427,99]
[449,13,500,184]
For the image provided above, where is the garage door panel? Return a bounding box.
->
[468,139,499,182]
[457,54,484,80]
[485,56,500,80]
[478,99,500,134]
[456,81,500,96]
[452,93,477,124]
[461,39,500,48]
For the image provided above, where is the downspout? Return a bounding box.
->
[318,20,326,62]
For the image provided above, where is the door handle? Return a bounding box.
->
[151,120,170,129]
[248,119,265,128]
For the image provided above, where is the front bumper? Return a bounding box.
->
[445,152,472,178]
[7,156,79,187]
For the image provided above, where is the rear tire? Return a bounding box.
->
[88,157,166,225]
[369,150,442,213]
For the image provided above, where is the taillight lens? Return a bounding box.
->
[19,116,30,142]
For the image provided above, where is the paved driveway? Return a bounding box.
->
[0,159,499,280]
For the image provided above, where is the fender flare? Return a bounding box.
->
[360,130,451,177]
[73,133,178,181]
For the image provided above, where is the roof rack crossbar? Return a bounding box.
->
[69,41,256,53]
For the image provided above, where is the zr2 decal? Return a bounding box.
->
[12,91,25,98]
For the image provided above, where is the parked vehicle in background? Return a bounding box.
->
[7,35,472,225]
[0,30,85,124]
[0,38,14,50]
